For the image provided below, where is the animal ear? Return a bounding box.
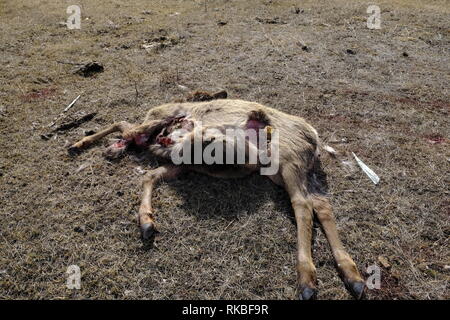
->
[186,91,212,102]
[183,90,228,102]
[212,90,227,100]
[247,109,270,125]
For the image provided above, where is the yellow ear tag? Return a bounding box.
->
[265,125,273,139]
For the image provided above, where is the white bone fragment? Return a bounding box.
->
[352,152,380,185]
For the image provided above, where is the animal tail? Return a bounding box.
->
[317,141,357,174]
[318,142,338,159]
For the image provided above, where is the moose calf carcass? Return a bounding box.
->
[68,92,366,300]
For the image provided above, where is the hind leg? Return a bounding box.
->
[311,195,365,299]
[280,166,317,300]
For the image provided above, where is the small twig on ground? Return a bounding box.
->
[176,84,190,92]
[64,94,81,112]
[53,112,97,133]
[224,220,235,231]
[56,60,84,66]
[48,94,82,127]
[134,81,139,105]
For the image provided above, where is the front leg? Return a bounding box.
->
[138,164,185,240]
[68,121,134,155]
[122,120,167,142]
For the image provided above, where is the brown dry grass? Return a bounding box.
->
[0,0,448,299]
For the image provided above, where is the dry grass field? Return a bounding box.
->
[0,0,448,299]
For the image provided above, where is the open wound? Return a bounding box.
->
[245,110,272,146]
[155,115,194,147]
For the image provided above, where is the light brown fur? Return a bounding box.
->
[69,97,365,300]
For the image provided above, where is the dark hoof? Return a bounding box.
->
[347,280,366,300]
[140,223,157,241]
[67,146,81,156]
[299,286,317,300]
